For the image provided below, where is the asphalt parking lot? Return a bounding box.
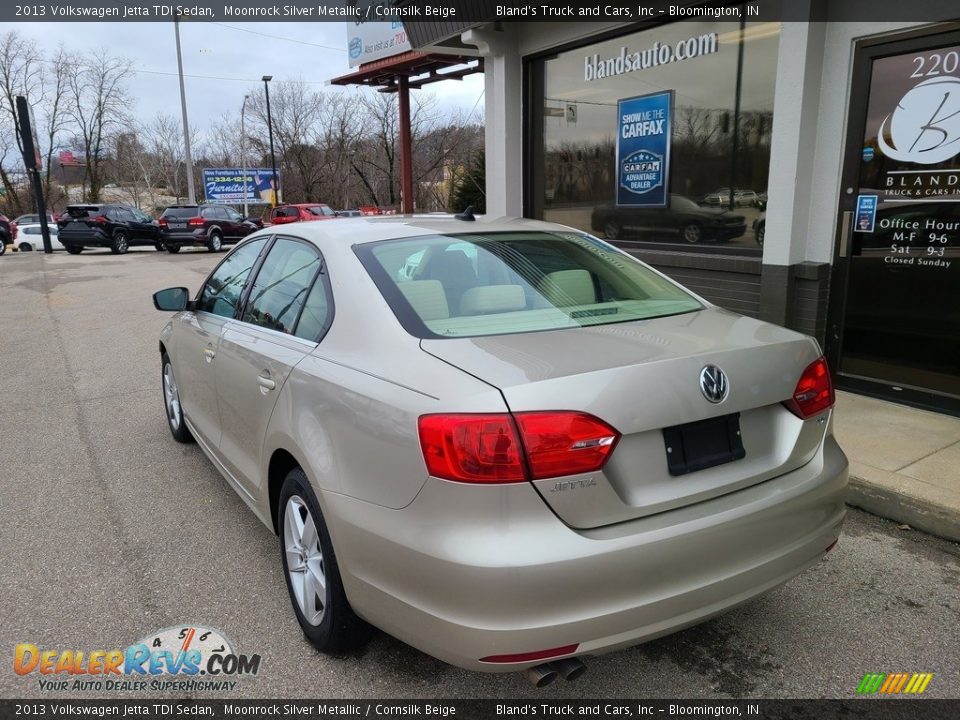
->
[1,247,958,700]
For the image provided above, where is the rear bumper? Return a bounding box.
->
[59,229,110,246]
[322,435,848,672]
[160,230,208,246]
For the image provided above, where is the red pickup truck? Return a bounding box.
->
[267,203,338,225]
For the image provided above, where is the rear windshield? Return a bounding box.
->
[161,207,200,219]
[356,231,702,339]
[66,206,102,218]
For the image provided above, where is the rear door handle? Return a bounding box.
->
[203,346,216,362]
[257,374,276,392]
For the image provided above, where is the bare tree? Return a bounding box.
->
[0,30,45,214]
[40,47,73,209]
[65,49,133,202]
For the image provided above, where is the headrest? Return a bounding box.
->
[538,269,596,307]
[398,280,450,321]
[459,285,526,315]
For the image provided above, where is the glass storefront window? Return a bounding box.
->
[529,2,781,254]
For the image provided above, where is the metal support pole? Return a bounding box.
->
[398,74,413,214]
[174,17,196,204]
[241,95,249,217]
[263,76,278,207]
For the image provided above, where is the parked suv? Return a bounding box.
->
[268,203,337,225]
[57,204,160,254]
[159,205,258,253]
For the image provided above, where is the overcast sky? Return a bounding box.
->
[8,21,485,133]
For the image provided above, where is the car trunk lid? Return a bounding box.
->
[421,307,827,529]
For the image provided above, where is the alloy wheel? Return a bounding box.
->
[163,362,182,431]
[283,496,327,627]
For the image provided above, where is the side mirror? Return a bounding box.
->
[153,287,191,311]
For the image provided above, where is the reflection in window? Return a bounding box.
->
[530,1,780,252]
[242,239,322,334]
[197,238,268,317]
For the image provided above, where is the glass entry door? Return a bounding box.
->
[828,28,960,415]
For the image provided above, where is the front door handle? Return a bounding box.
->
[257,374,276,392]
[203,346,216,363]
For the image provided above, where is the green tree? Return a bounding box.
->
[449,149,485,214]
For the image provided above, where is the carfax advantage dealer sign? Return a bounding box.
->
[616,90,673,207]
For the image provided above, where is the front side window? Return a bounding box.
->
[197,238,269,317]
[358,231,702,339]
[242,238,322,334]
[225,207,242,221]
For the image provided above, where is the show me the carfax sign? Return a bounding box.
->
[616,91,673,208]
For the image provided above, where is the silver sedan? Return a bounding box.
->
[153,216,847,685]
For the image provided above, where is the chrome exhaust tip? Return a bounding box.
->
[549,657,587,682]
[523,664,560,688]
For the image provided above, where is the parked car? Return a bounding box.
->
[591,194,747,243]
[15,223,64,251]
[0,214,16,255]
[268,203,338,225]
[13,212,57,226]
[152,216,847,683]
[336,209,362,218]
[702,188,759,208]
[158,205,259,253]
[57,204,160,254]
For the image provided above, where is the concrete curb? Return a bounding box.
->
[847,471,960,544]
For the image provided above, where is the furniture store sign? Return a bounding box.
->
[617,91,673,207]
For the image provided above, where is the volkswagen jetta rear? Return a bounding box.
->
[330,224,848,671]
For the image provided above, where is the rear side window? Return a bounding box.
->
[197,238,269,317]
[241,238,322,334]
[357,231,702,339]
[293,270,333,342]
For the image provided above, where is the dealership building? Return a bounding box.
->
[396,1,960,415]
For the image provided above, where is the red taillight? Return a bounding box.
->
[785,356,834,419]
[514,412,619,479]
[158,218,168,228]
[480,644,579,664]
[417,411,620,484]
[187,217,204,227]
[418,414,526,483]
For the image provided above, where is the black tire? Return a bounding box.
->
[603,220,622,240]
[279,468,370,654]
[207,232,223,253]
[66,246,83,255]
[682,223,703,244]
[154,242,165,252]
[756,223,765,247]
[0,240,6,256]
[161,353,194,444]
[166,244,181,254]
[111,231,129,255]
[19,242,33,252]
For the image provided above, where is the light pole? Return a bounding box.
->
[174,16,196,204]
[262,75,278,207]
[240,94,250,217]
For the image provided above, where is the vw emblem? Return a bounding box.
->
[699,365,729,403]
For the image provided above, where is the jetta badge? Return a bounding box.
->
[699,365,728,403]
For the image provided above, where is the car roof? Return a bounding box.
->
[262,215,574,247]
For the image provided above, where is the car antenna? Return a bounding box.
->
[454,206,475,222]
